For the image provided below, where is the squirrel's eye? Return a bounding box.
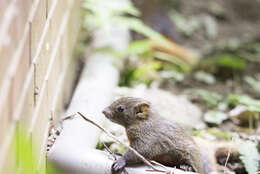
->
[117,106,124,112]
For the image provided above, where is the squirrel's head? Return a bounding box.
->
[102,97,151,127]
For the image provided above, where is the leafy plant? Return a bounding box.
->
[191,129,216,140]
[228,94,260,113]
[8,127,60,174]
[120,61,162,86]
[236,138,260,174]
[201,54,247,71]
[159,70,184,82]
[83,0,140,32]
[192,129,232,140]
[154,51,191,73]
[244,76,260,93]
[204,110,228,125]
[194,71,216,84]
[206,129,233,140]
[119,40,154,57]
[193,131,260,173]
[215,55,246,70]
[83,0,197,87]
[186,89,223,107]
[83,0,180,52]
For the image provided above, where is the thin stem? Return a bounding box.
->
[77,112,168,173]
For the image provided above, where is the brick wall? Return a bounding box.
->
[0,0,82,173]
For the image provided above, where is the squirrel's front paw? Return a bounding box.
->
[179,164,193,172]
[111,158,126,174]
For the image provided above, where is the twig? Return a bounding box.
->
[102,143,129,174]
[57,114,77,130]
[146,161,174,174]
[103,142,116,160]
[224,137,233,174]
[77,112,168,173]
[62,114,76,121]
[150,161,169,171]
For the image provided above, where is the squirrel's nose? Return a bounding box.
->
[102,108,111,117]
[102,110,107,115]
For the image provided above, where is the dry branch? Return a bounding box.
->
[77,112,168,173]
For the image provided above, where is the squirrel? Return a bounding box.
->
[102,97,206,174]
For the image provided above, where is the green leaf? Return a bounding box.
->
[116,17,166,43]
[216,55,246,70]
[153,51,191,72]
[244,76,260,93]
[14,126,61,174]
[194,71,216,84]
[118,40,153,57]
[133,61,162,79]
[204,110,228,125]
[117,17,194,64]
[186,89,222,107]
[84,0,140,17]
[228,94,260,113]
[160,70,184,82]
[83,0,140,32]
[236,138,260,174]
[206,129,233,140]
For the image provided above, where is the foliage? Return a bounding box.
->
[83,0,194,87]
[202,54,247,70]
[204,110,228,125]
[96,141,113,150]
[191,129,216,140]
[82,3,260,173]
[186,89,223,107]
[83,0,140,32]
[193,130,260,173]
[16,130,35,174]
[159,70,184,82]
[206,129,233,140]
[216,55,246,70]
[170,10,201,37]
[119,61,162,86]
[193,130,260,174]
[7,127,60,174]
[236,138,260,174]
[192,129,233,140]
[83,0,185,55]
[228,94,260,113]
[153,51,191,73]
[119,40,154,57]
[194,71,216,84]
[244,76,260,93]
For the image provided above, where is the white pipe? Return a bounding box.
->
[48,146,195,174]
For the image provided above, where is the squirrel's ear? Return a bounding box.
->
[134,102,150,119]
